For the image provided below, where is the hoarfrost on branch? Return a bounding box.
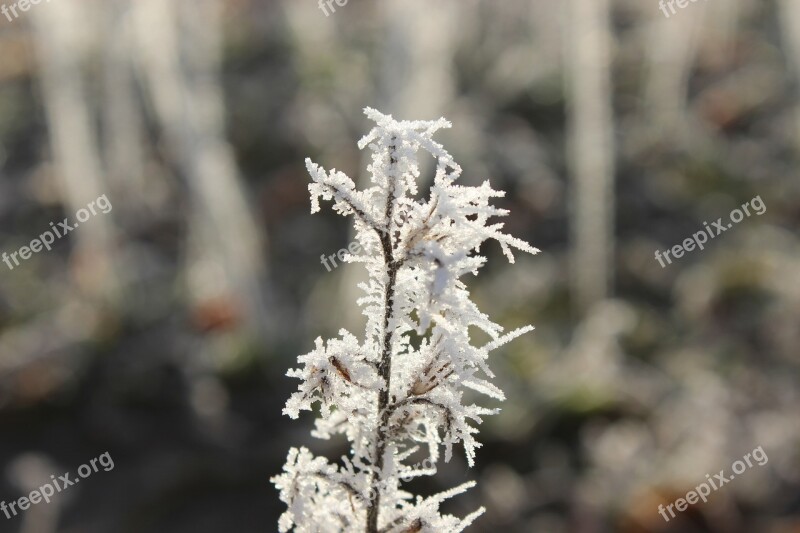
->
[272,108,538,533]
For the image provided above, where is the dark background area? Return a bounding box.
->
[0,1,799,532]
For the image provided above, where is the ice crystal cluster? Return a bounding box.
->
[272,108,538,532]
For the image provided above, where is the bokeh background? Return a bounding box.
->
[1,0,799,532]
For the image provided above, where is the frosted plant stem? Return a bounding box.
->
[273,109,538,533]
[367,143,399,533]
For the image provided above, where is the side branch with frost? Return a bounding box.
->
[272,108,538,533]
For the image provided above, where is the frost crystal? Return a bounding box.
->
[272,108,538,532]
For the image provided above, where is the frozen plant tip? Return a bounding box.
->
[272,108,538,532]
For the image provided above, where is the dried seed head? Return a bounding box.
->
[403,517,423,532]
[328,356,352,382]
[410,359,452,396]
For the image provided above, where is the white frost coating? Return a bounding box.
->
[272,108,538,532]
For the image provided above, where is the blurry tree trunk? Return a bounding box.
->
[642,0,706,144]
[102,0,147,225]
[778,0,800,149]
[706,0,740,60]
[131,0,268,340]
[528,0,563,82]
[31,1,120,303]
[379,0,456,122]
[566,0,615,312]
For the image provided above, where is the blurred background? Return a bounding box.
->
[0,0,799,531]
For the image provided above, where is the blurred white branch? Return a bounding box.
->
[131,0,268,339]
[31,0,120,302]
[566,0,615,311]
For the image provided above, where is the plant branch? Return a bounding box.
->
[366,138,399,532]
